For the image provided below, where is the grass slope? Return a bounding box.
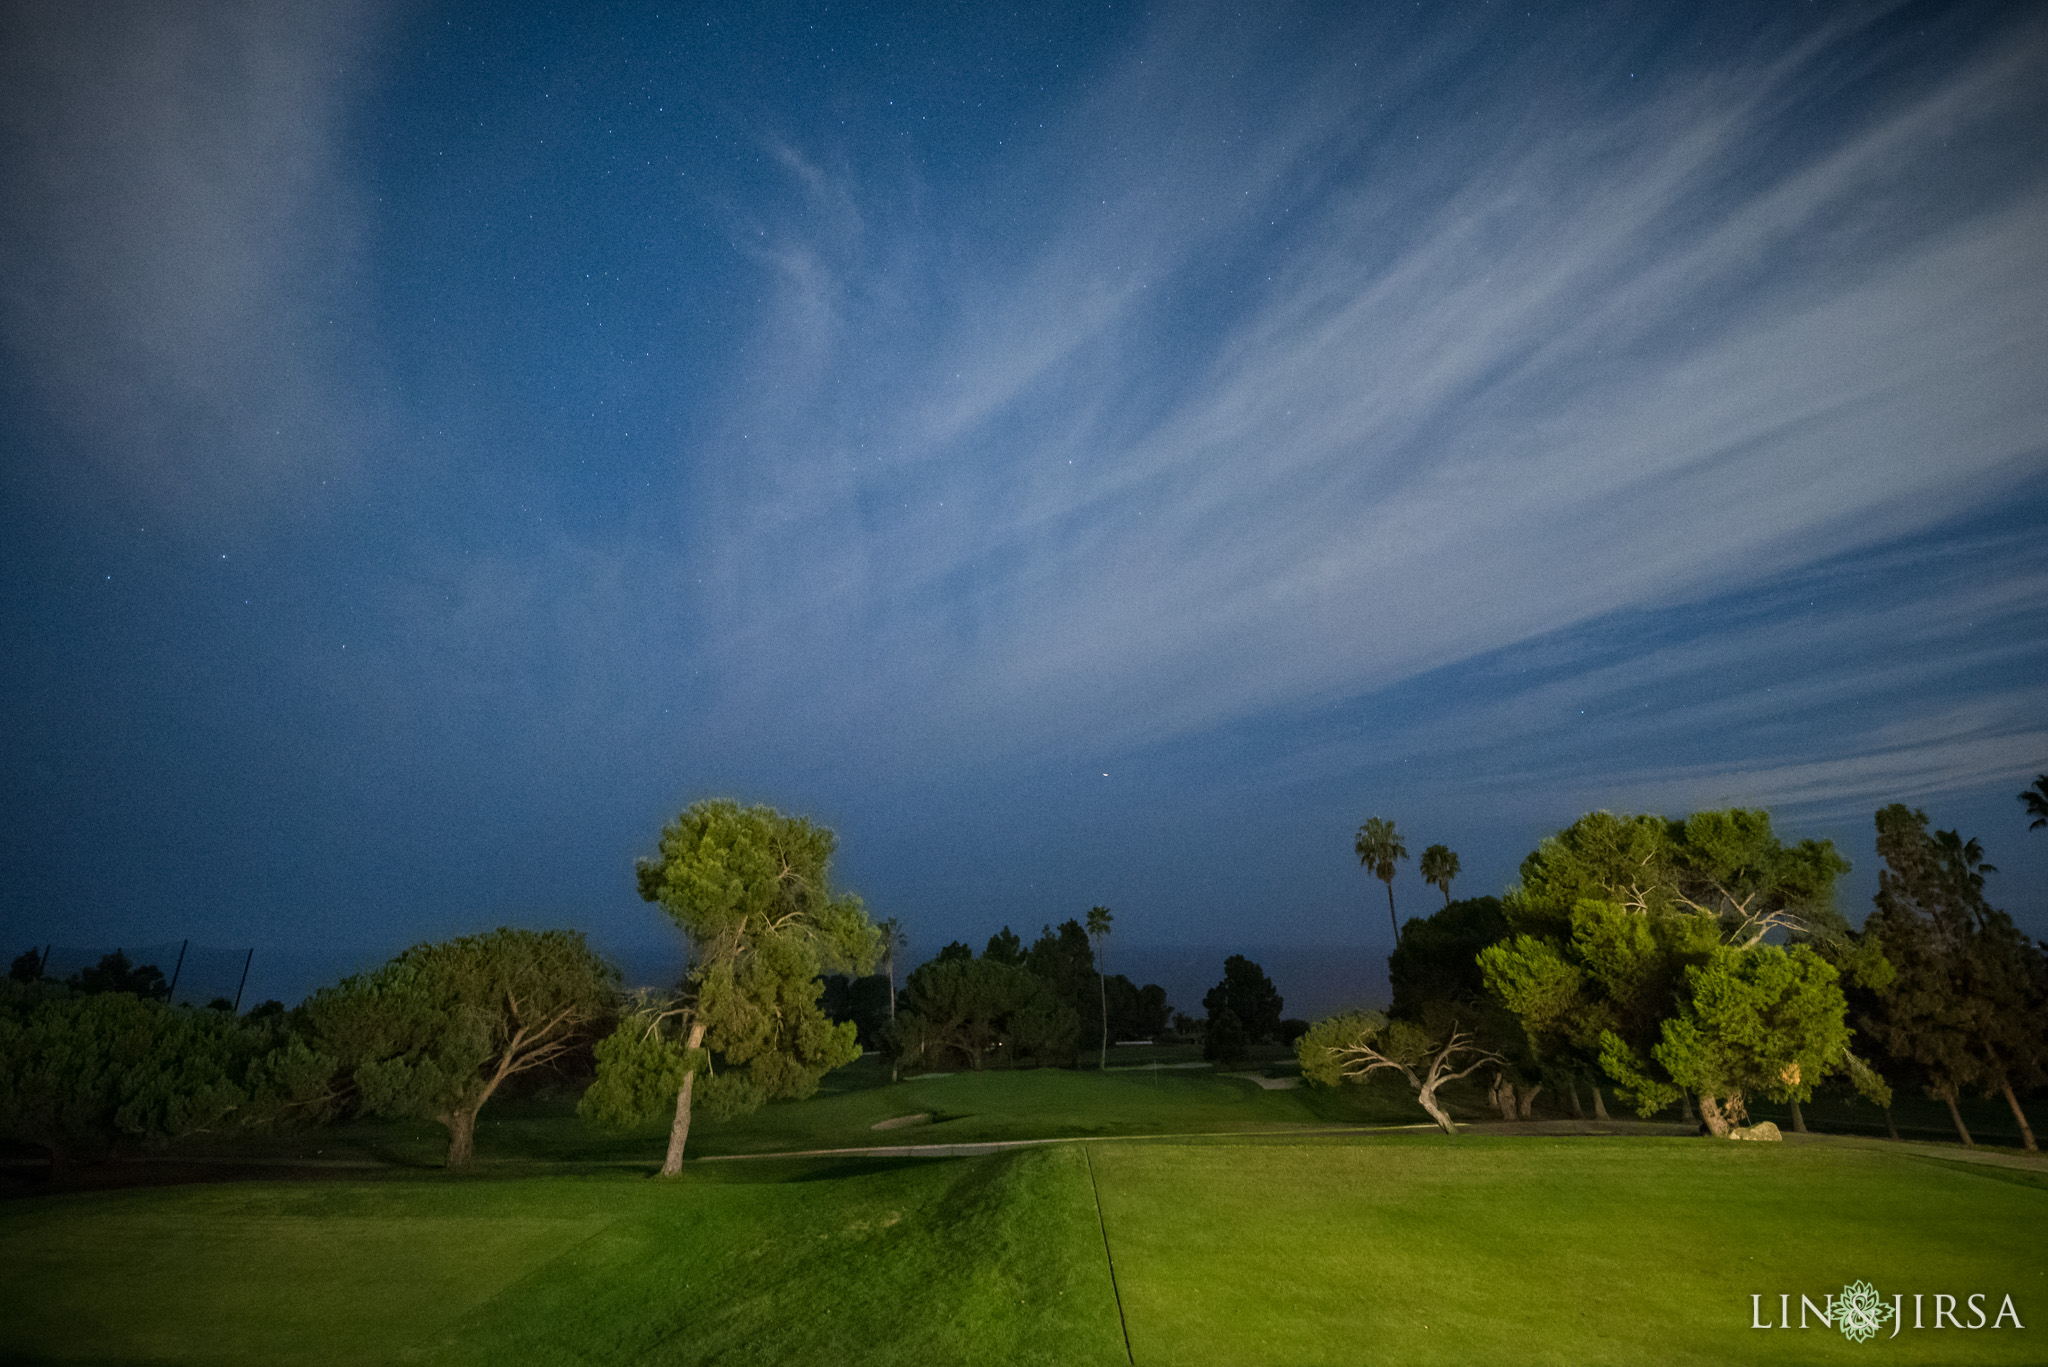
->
[0,1148,1126,1367]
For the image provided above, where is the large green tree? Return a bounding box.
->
[1480,808,1885,1135]
[580,801,877,1175]
[1861,805,2043,1150]
[309,927,615,1166]
[1355,817,1408,942]
[1598,943,1887,1137]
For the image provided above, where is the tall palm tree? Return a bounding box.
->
[1355,818,1408,942]
[1419,844,1460,908]
[876,917,907,1021]
[2022,776,2048,831]
[1086,905,1114,1071]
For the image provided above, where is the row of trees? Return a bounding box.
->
[885,914,1175,1075]
[1,801,876,1177]
[1303,793,2048,1147]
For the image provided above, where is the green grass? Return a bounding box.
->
[4,1132,2043,1365]
[1093,1135,2047,1366]
[157,1055,1432,1171]
[0,1149,1124,1367]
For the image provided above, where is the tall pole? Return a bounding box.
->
[232,949,254,1012]
[166,939,189,1001]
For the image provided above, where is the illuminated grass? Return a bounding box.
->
[3,1131,2042,1364]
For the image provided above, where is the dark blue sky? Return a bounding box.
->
[3,0,2045,1012]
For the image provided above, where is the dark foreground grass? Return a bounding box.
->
[3,1133,2043,1365]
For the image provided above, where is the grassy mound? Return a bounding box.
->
[0,1147,1127,1367]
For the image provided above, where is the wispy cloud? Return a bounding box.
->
[683,4,2048,768]
[0,0,386,524]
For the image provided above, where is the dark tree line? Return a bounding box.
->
[883,919,1174,1074]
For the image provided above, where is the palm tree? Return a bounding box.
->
[1355,818,1408,942]
[876,917,907,1021]
[1086,905,1114,1071]
[2022,776,2048,832]
[1419,844,1460,907]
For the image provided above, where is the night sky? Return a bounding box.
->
[3,1,2045,1014]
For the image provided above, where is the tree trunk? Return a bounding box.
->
[444,1106,478,1167]
[1680,1091,1695,1126]
[1098,969,1108,1072]
[887,956,896,1022]
[1883,1106,1898,1141]
[1697,1094,1734,1138]
[1490,1073,1514,1121]
[2001,1082,2037,1152]
[659,1020,710,1177]
[1384,881,1398,942]
[1414,1080,1459,1135]
[1787,1096,1807,1133]
[1567,1084,1584,1119]
[1590,1084,1610,1122]
[1942,1090,1973,1147]
[1518,1084,1541,1120]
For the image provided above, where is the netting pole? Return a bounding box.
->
[166,939,189,1001]
[233,949,253,1012]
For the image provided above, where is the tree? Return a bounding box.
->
[1481,808,1880,1135]
[1297,1011,1501,1134]
[1203,955,1282,1064]
[888,953,1078,1071]
[67,951,169,1000]
[1387,896,1544,1118]
[983,926,1025,966]
[1025,920,1100,1048]
[1388,897,1507,1021]
[0,980,332,1174]
[2020,775,2048,831]
[580,801,877,1175]
[1419,845,1461,908]
[9,949,46,983]
[309,927,615,1167]
[1086,906,1113,1071]
[1355,817,1408,942]
[876,917,908,1020]
[1862,805,2044,1150]
[1597,944,1882,1137]
[819,973,892,1049]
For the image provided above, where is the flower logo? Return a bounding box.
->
[1836,1280,1894,1343]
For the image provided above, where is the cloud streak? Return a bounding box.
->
[0,0,386,524]
[685,4,2048,768]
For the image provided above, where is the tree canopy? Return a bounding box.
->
[0,981,330,1172]
[1480,807,1883,1136]
[888,954,1079,1071]
[1860,804,2043,1149]
[1203,955,1282,1064]
[309,927,615,1166]
[583,801,877,1174]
